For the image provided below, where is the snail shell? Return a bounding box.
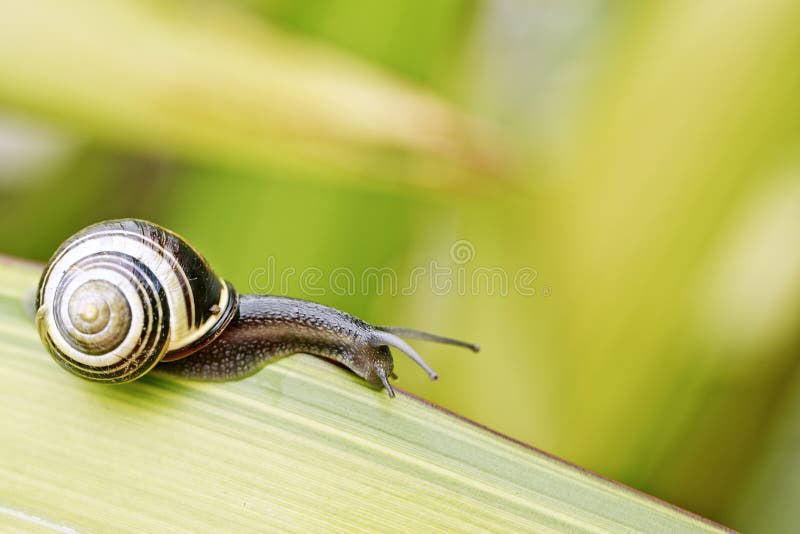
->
[35,219,238,383]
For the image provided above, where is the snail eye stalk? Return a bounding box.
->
[376,326,480,353]
[370,331,439,380]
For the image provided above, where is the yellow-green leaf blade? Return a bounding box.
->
[0,258,731,532]
[0,1,495,186]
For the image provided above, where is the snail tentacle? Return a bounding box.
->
[368,331,439,381]
[376,326,480,353]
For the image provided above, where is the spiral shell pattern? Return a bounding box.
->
[35,220,237,383]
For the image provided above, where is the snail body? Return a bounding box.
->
[35,219,477,396]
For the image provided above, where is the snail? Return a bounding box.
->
[34,219,478,397]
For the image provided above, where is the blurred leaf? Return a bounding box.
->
[263,0,475,87]
[550,0,800,520]
[0,257,730,532]
[731,364,800,532]
[0,0,497,188]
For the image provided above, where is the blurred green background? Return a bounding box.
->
[1,0,799,530]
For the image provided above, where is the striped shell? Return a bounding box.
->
[35,219,238,383]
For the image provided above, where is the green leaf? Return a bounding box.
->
[0,257,730,532]
[731,365,800,532]
[0,1,496,187]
